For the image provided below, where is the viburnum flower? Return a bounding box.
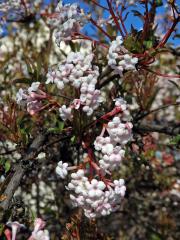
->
[59,105,72,121]
[33,218,46,233]
[56,161,69,179]
[6,221,25,240]
[108,36,138,75]
[28,82,41,94]
[16,82,47,115]
[47,51,102,117]
[16,88,27,105]
[114,179,126,196]
[31,230,50,240]
[67,169,126,218]
[47,1,86,44]
[28,218,49,240]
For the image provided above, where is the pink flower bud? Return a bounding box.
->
[33,218,46,233]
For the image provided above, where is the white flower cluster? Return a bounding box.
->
[30,218,50,240]
[6,218,49,240]
[59,105,72,121]
[56,161,69,179]
[55,99,132,218]
[31,230,50,240]
[16,82,46,115]
[67,169,126,218]
[46,51,102,117]
[48,1,86,44]
[107,118,133,145]
[16,82,40,106]
[108,36,138,75]
[94,137,125,171]
[115,0,137,6]
[0,0,21,12]
[94,99,133,171]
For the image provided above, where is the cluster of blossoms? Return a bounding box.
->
[0,0,44,18]
[0,0,21,12]
[16,82,46,115]
[95,98,133,172]
[14,0,135,220]
[67,169,126,218]
[108,36,138,75]
[46,51,102,118]
[56,99,133,218]
[48,1,86,44]
[6,218,49,240]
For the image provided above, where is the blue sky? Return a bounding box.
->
[62,0,179,46]
[1,0,179,46]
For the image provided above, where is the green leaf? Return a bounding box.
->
[0,223,5,236]
[57,121,64,131]
[169,135,180,145]
[19,127,30,145]
[144,40,153,49]
[71,135,76,143]
[150,233,161,240]
[30,209,36,222]
[5,160,11,173]
[47,121,64,133]
[156,0,163,6]
[124,34,144,53]
[25,59,33,75]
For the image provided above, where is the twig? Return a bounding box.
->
[0,134,47,222]
[134,123,180,136]
[134,103,180,122]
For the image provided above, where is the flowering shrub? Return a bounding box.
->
[0,0,180,239]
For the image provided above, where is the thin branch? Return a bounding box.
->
[91,0,109,11]
[141,66,180,78]
[107,0,125,38]
[156,15,180,49]
[134,103,180,122]
[0,133,47,222]
[134,123,180,136]
[90,18,113,40]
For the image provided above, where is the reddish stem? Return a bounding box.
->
[140,56,156,66]
[141,0,150,41]
[117,10,128,36]
[83,106,123,132]
[73,32,109,49]
[90,18,113,40]
[106,0,125,38]
[21,0,28,14]
[91,0,109,11]
[156,16,180,49]
[142,66,180,78]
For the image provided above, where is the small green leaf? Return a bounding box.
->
[71,135,76,143]
[57,121,64,131]
[0,223,5,235]
[150,233,161,240]
[156,0,163,6]
[25,59,33,75]
[169,135,180,145]
[47,121,64,133]
[30,209,36,222]
[144,40,153,49]
[5,160,11,173]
